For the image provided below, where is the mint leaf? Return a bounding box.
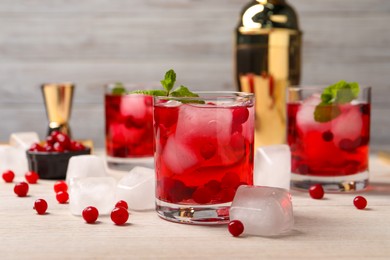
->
[170,85,199,97]
[130,89,167,96]
[314,80,360,122]
[160,69,176,94]
[111,82,126,95]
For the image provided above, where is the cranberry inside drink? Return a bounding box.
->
[105,94,154,158]
[287,100,370,177]
[154,95,254,207]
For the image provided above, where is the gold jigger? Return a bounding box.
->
[41,83,74,138]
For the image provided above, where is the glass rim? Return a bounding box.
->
[288,85,372,91]
[153,91,254,101]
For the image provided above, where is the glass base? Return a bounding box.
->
[106,156,154,171]
[156,199,231,225]
[291,170,369,192]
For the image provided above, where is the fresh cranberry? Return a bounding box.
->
[43,143,54,152]
[219,187,237,202]
[204,180,221,196]
[53,142,65,152]
[110,207,129,225]
[353,196,367,210]
[82,206,99,224]
[221,172,241,189]
[322,131,334,142]
[2,170,15,183]
[232,107,249,124]
[56,191,69,204]
[25,171,39,184]
[115,200,128,210]
[14,182,29,197]
[34,199,48,215]
[50,130,61,138]
[46,135,56,145]
[29,143,44,152]
[192,186,212,204]
[56,133,71,150]
[154,107,179,128]
[54,180,68,193]
[309,184,324,199]
[200,142,217,160]
[70,141,86,151]
[228,220,244,237]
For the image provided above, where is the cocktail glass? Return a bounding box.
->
[154,91,255,224]
[105,83,155,171]
[287,86,371,191]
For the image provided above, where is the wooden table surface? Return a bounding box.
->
[1,154,389,259]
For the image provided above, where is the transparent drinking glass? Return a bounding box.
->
[287,86,371,191]
[154,91,255,224]
[105,83,155,171]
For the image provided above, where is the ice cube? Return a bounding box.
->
[0,145,28,176]
[230,185,294,237]
[332,104,363,144]
[66,155,107,183]
[175,104,233,147]
[69,176,117,215]
[9,132,40,150]
[120,94,147,119]
[162,136,198,174]
[116,166,155,211]
[296,94,331,133]
[253,145,291,190]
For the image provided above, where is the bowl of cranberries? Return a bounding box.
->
[26,131,91,180]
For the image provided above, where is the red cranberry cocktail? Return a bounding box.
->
[105,84,154,170]
[154,92,254,224]
[287,86,371,192]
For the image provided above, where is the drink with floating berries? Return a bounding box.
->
[287,82,371,191]
[105,83,155,170]
[154,91,255,224]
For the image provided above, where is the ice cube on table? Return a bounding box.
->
[0,145,28,176]
[230,185,294,237]
[69,176,117,215]
[116,166,155,211]
[9,132,40,150]
[66,155,107,183]
[254,145,291,190]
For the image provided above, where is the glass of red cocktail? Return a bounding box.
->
[105,84,155,170]
[154,91,255,224]
[287,85,371,191]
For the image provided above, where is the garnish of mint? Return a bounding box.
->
[130,69,200,102]
[111,82,127,95]
[314,80,360,122]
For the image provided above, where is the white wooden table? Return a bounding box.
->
[1,154,389,259]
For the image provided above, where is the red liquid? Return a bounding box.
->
[154,103,254,205]
[287,102,370,176]
[105,94,154,158]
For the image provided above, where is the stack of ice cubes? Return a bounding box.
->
[67,155,155,215]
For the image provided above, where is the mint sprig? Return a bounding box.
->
[314,80,360,122]
[129,69,201,103]
[111,82,126,95]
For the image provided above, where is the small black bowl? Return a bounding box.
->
[26,148,91,180]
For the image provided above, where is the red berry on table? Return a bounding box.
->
[353,196,367,210]
[25,171,39,184]
[34,199,48,215]
[82,206,99,224]
[54,180,68,193]
[228,220,244,237]
[115,200,128,210]
[309,184,324,199]
[2,170,15,183]
[111,207,129,225]
[14,182,29,197]
[56,191,69,204]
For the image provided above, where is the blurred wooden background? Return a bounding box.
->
[0,0,389,151]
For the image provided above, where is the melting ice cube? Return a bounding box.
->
[120,94,148,119]
[331,104,363,144]
[0,145,28,176]
[66,155,107,183]
[69,176,117,215]
[253,145,291,190]
[230,185,294,237]
[116,166,155,211]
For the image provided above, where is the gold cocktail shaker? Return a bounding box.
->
[41,83,74,138]
[235,0,301,147]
